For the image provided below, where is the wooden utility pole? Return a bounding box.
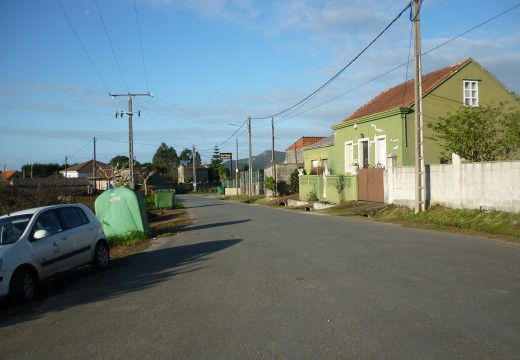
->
[413,0,426,213]
[110,92,152,189]
[247,116,253,196]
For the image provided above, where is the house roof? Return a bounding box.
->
[343,58,472,122]
[303,135,334,150]
[13,177,91,187]
[0,170,19,180]
[285,137,326,151]
[61,159,108,173]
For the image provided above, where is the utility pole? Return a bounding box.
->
[192,144,197,192]
[93,137,97,191]
[271,117,277,196]
[65,156,68,178]
[413,0,426,213]
[236,138,239,194]
[110,92,152,189]
[248,116,252,196]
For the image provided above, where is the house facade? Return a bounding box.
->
[60,160,108,178]
[299,58,520,204]
[329,58,520,172]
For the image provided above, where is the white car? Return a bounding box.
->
[0,203,110,302]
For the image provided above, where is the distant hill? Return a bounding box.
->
[223,150,285,171]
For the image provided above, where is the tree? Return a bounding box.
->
[209,145,223,182]
[152,143,179,174]
[428,102,520,162]
[109,155,130,168]
[179,148,201,166]
[135,168,156,196]
[21,163,62,178]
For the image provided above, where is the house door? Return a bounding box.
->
[358,168,384,202]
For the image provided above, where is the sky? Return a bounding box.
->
[1,0,519,171]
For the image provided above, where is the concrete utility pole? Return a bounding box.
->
[93,137,97,190]
[248,116,252,196]
[271,117,277,196]
[110,92,152,189]
[413,0,426,213]
[192,144,197,192]
[236,138,239,193]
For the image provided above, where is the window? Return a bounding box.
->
[57,207,89,230]
[311,160,318,169]
[358,138,369,168]
[345,142,354,173]
[33,211,62,238]
[375,136,386,168]
[464,80,479,107]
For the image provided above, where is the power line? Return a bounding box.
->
[272,1,520,124]
[251,1,413,121]
[94,0,129,92]
[133,0,150,92]
[55,0,110,93]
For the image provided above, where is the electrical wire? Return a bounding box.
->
[133,0,150,92]
[55,0,110,93]
[250,1,413,121]
[271,1,520,125]
[94,0,129,92]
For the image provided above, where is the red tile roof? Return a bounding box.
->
[285,137,326,151]
[0,170,18,180]
[343,58,472,122]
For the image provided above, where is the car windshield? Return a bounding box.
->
[0,214,33,245]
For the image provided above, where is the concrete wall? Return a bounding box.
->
[264,163,299,196]
[386,155,520,213]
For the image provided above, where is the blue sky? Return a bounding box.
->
[1,0,519,171]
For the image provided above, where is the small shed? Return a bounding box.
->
[95,187,149,237]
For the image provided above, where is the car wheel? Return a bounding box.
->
[93,241,110,269]
[11,267,36,303]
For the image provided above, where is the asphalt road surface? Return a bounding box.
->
[1,194,519,359]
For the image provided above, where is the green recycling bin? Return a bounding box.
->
[155,189,176,209]
[217,186,225,195]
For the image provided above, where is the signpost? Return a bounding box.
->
[220,153,233,185]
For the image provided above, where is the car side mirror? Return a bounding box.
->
[33,229,50,240]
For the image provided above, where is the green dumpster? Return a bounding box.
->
[155,189,176,209]
[217,186,225,195]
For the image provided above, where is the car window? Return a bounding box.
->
[33,211,62,237]
[57,207,87,230]
[0,215,32,245]
[75,207,90,225]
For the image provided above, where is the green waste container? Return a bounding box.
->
[217,186,225,195]
[155,189,176,209]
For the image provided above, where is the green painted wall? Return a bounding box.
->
[299,174,357,204]
[303,145,334,174]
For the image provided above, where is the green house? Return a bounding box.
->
[300,58,520,203]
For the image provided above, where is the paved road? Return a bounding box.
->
[1,194,519,359]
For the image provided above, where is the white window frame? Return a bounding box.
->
[344,141,354,173]
[311,160,318,169]
[375,135,386,168]
[463,80,479,107]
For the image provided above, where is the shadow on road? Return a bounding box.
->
[181,219,251,232]
[0,238,242,325]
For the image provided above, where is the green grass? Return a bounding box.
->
[372,204,520,240]
[108,230,151,247]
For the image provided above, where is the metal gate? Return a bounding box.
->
[358,168,384,202]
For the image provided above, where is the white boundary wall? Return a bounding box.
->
[385,154,520,213]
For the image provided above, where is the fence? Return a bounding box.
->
[386,154,520,213]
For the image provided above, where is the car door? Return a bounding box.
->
[56,206,95,266]
[30,210,72,278]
